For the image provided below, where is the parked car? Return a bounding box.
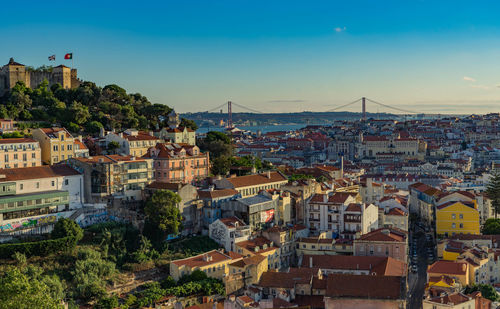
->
[411,264,418,272]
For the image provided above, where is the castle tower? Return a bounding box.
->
[167,110,180,129]
[0,58,30,94]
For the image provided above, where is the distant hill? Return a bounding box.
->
[182,111,400,127]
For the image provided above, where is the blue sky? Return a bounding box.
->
[2,0,500,114]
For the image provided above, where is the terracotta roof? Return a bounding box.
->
[258,271,311,288]
[73,154,146,164]
[427,261,468,276]
[224,171,287,188]
[198,189,239,199]
[230,254,266,268]
[428,293,471,306]
[171,250,231,268]
[325,274,404,300]
[437,200,476,210]
[40,127,72,139]
[74,139,87,150]
[357,227,407,242]
[123,131,159,141]
[0,164,80,182]
[218,216,246,228]
[301,255,406,276]
[146,181,184,191]
[345,203,362,212]
[428,275,455,286]
[0,138,37,144]
[386,208,407,216]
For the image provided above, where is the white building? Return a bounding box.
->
[209,216,251,252]
[0,165,84,233]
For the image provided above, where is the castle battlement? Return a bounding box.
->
[0,58,81,95]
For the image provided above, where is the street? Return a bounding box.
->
[407,226,430,309]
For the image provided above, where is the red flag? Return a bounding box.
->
[64,53,73,60]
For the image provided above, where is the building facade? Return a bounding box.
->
[0,138,41,169]
[32,127,77,165]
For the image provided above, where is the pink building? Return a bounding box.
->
[144,143,209,184]
[0,138,41,169]
[353,227,408,262]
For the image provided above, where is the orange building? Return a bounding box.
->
[144,143,209,184]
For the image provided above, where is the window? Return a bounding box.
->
[32,153,36,158]
[13,154,18,160]
[53,145,58,151]
[451,214,456,219]
[64,179,69,185]
[452,223,456,229]
[36,182,40,188]
[459,214,463,219]
[460,223,464,228]
[19,184,23,190]
[23,154,27,161]
[61,145,65,151]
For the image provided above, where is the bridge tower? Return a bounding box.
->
[227,101,233,129]
[362,97,366,121]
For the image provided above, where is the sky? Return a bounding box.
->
[2,0,500,114]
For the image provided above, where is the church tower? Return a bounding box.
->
[167,110,180,129]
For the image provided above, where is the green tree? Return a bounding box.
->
[180,118,198,131]
[107,141,120,154]
[51,218,83,241]
[72,248,116,302]
[205,131,231,144]
[464,284,499,301]
[486,172,500,218]
[0,267,64,309]
[211,156,231,176]
[95,294,119,309]
[85,120,104,134]
[144,190,182,236]
[481,218,500,234]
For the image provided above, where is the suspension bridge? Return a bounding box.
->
[200,97,427,128]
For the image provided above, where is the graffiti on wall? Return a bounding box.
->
[0,214,59,232]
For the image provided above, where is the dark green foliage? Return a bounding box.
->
[0,266,65,309]
[51,218,83,241]
[95,294,119,309]
[180,118,198,131]
[464,284,499,301]
[0,236,78,259]
[1,131,24,138]
[289,174,314,181]
[481,218,500,234]
[0,80,172,133]
[177,269,207,285]
[486,172,500,218]
[198,131,234,175]
[164,236,220,258]
[72,248,115,302]
[144,190,182,236]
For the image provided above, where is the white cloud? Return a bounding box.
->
[463,76,476,82]
[334,27,346,33]
[470,84,490,90]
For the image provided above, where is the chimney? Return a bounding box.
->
[149,131,154,136]
[119,132,123,138]
[267,171,271,179]
[309,256,313,268]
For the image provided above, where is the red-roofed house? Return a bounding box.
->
[209,216,250,252]
[354,227,408,262]
[170,249,235,281]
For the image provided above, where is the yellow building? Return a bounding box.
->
[169,250,234,281]
[235,237,281,270]
[32,127,76,165]
[226,254,268,294]
[427,260,469,286]
[435,201,480,237]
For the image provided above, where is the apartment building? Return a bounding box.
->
[144,142,209,184]
[436,201,480,237]
[32,127,79,164]
[0,138,41,168]
[209,217,251,252]
[307,192,378,239]
[353,227,408,262]
[199,188,240,230]
[170,250,236,281]
[214,171,288,198]
[0,165,83,233]
[69,155,153,204]
[103,129,161,157]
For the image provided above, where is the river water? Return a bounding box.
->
[197,123,324,134]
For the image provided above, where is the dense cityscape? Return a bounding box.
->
[4,2,500,309]
[1,56,500,309]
